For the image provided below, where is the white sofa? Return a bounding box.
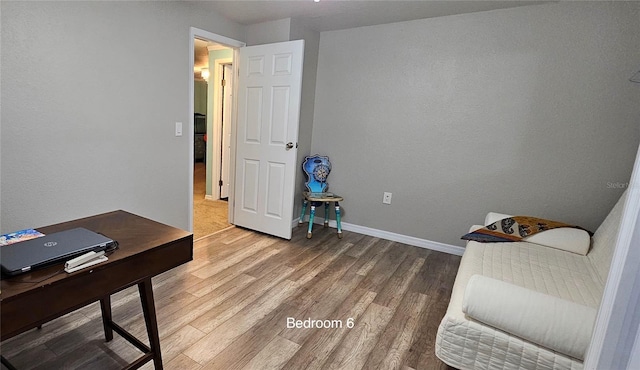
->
[435,191,627,370]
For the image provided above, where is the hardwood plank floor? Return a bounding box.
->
[1,226,460,370]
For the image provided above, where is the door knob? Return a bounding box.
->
[286,142,295,150]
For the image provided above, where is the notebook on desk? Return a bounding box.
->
[0,227,115,276]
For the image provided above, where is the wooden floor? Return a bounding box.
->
[1,225,460,370]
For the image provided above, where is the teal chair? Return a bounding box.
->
[298,155,344,239]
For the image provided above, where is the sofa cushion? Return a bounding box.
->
[436,240,602,370]
[461,240,603,307]
[436,190,627,370]
[436,240,594,370]
[463,275,597,360]
[483,212,591,255]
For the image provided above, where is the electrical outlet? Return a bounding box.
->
[383,192,392,204]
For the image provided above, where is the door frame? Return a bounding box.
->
[211,57,233,201]
[188,27,244,232]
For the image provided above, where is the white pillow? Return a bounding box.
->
[484,212,591,255]
[463,275,597,360]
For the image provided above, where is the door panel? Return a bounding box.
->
[270,86,290,144]
[240,159,260,213]
[244,87,263,143]
[265,161,286,218]
[233,40,304,239]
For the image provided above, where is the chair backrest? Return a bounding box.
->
[302,155,332,193]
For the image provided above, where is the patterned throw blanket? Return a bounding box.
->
[462,216,591,243]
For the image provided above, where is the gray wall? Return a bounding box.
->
[1,1,245,233]
[194,80,208,115]
[312,2,640,246]
[245,18,291,46]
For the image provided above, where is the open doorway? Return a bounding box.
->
[190,30,304,240]
[191,35,236,239]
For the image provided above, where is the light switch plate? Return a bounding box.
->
[175,122,183,136]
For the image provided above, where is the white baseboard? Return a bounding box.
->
[292,217,464,256]
[204,195,215,201]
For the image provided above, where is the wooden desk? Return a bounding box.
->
[0,210,193,369]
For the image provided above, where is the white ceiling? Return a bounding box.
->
[198,0,545,32]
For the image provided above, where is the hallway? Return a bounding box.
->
[193,162,231,239]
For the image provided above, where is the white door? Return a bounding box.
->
[220,63,233,199]
[233,40,304,239]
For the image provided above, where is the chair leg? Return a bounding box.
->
[307,205,316,238]
[299,199,308,226]
[335,202,343,239]
[324,202,330,228]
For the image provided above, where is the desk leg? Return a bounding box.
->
[139,277,163,370]
[1,356,18,370]
[100,296,114,342]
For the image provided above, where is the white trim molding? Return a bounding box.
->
[293,217,465,256]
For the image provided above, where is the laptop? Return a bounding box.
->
[1,227,115,276]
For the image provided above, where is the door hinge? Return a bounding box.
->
[221,79,226,87]
[219,180,223,186]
